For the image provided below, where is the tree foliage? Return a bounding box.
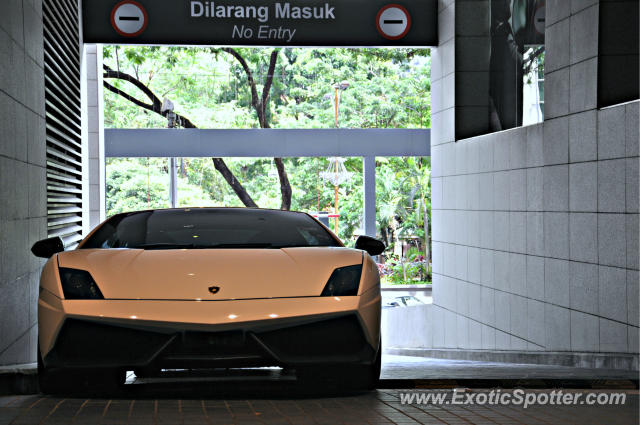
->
[103,47,431,263]
[103,46,430,129]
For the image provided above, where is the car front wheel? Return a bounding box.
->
[38,345,125,395]
[298,348,381,391]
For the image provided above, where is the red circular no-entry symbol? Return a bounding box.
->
[376,4,412,40]
[111,0,148,37]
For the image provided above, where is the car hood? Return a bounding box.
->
[56,247,363,300]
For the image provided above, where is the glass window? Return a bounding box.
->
[522,48,545,126]
[597,0,639,107]
[81,208,341,249]
[489,0,545,130]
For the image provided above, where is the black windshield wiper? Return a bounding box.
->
[132,243,277,250]
[207,243,274,249]
[132,243,196,250]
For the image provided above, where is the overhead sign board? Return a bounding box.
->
[82,0,438,46]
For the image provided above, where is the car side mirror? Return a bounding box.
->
[355,235,386,256]
[31,237,64,258]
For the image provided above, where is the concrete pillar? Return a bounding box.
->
[431,0,456,146]
[363,156,376,237]
[431,0,492,144]
[81,46,89,236]
[426,0,640,365]
[0,0,47,365]
[169,158,178,208]
[83,44,106,230]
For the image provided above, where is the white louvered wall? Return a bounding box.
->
[43,0,83,248]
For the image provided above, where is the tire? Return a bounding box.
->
[365,346,382,389]
[38,344,125,395]
[297,348,381,391]
[350,347,381,390]
[37,345,71,395]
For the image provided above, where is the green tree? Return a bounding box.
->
[103,46,289,209]
[103,47,432,256]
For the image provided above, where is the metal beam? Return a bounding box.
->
[363,156,377,237]
[105,128,430,158]
[169,157,178,208]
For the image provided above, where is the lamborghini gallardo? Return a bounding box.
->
[31,208,385,392]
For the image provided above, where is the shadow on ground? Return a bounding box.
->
[48,368,374,399]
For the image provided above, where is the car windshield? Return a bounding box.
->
[80,209,341,250]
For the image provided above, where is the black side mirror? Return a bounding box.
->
[31,237,64,258]
[355,235,386,256]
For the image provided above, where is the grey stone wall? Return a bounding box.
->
[383,304,434,349]
[427,0,639,367]
[0,0,46,365]
[431,0,491,142]
[84,45,105,230]
[431,0,455,147]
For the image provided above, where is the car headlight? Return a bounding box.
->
[59,268,104,300]
[321,264,362,296]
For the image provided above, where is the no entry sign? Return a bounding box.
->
[376,4,411,40]
[82,0,438,47]
[111,1,148,37]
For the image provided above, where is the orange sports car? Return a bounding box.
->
[32,208,384,393]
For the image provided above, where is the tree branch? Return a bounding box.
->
[103,66,197,129]
[103,81,155,111]
[102,62,257,207]
[274,158,291,210]
[222,48,260,111]
[261,49,280,125]
[384,111,398,128]
[221,48,292,209]
[103,64,163,112]
[212,158,258,208]
[522,46,545,77]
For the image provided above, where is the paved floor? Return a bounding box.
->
[0,389,638,424]
[1,355,638,424]
[380,355,639,380]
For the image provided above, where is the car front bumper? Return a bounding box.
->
[38,289,381,370]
